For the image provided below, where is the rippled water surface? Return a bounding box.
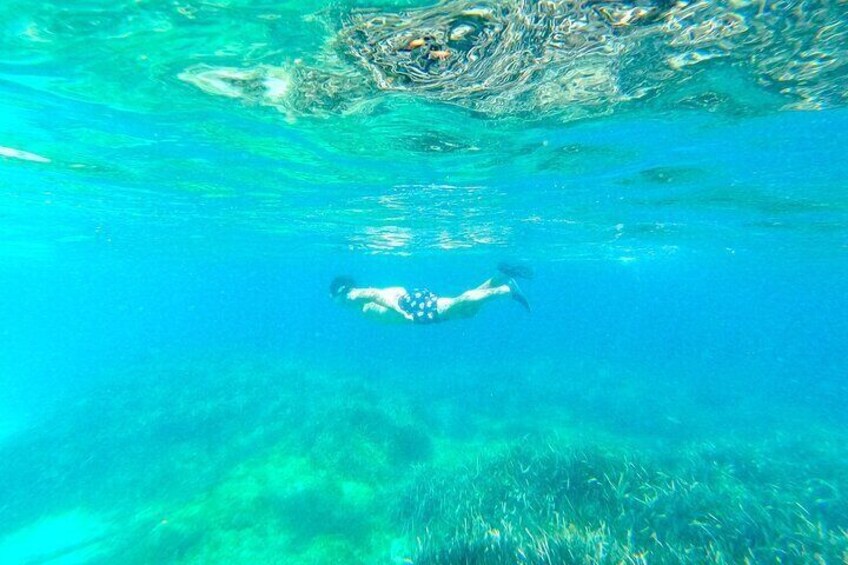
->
[1,1,847,563]
[3,0,847,258]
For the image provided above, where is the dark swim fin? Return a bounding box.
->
[498,261,534,280]
[508,278,531,312]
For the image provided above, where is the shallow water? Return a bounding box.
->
[1,1,847,563]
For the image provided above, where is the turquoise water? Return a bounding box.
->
[1,1,848,563]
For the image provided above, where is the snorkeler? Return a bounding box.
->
[330,264,531,324]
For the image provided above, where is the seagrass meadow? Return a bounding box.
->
[1,340,846,563]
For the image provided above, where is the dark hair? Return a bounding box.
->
[329,276,356,297]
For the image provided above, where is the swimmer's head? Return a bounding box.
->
[330,275,356,298]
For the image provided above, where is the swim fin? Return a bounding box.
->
[507,278,531,312]
[498,261,534,280]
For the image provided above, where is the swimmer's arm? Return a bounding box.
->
[345,287,406,310]
[361,302,411,323]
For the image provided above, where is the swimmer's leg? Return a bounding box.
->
[437,279,528,321]
[467,276,531,312]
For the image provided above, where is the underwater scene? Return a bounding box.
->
[1,0,848,563]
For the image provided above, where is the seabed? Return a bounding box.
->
[0,353,845,564]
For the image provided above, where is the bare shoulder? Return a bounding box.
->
[382,286,408,298]
[374,286,407,309]
[347,286,407,309]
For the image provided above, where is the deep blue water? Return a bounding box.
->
[4,110,847,422]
